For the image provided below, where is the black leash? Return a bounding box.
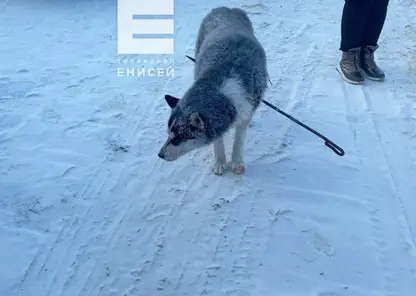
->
[184,55,345,156]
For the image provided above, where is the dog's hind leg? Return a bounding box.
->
[231,119,251,174]
[212,137,227,175]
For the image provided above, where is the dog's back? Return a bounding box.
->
[194,7,254,58]
[193,7,268,110]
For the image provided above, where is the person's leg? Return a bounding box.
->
[360,0,390,81]
[338,0,374,84]
[340,0,373,51]
[361,0,390,47]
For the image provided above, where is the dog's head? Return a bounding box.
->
[158,94,210,161]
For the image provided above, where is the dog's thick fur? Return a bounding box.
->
[158,6,269,175]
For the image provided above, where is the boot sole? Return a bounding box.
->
[336,66,365,85]
[360,69,385,82]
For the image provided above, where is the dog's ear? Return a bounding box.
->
[189,112,205,130]
[165,94,179,109]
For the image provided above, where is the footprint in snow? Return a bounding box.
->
[310,232,336,257]
[0,80,37,100]
[108,140,130,153]
[242,3,269,15]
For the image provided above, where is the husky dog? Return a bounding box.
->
[158,6,269,175]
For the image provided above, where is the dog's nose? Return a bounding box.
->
[158,152,165,159]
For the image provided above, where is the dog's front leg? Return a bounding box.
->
[231,120,250,174]
[212,137,227,175]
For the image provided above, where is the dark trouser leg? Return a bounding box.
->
[340,0,374,51]
[359,0,389,81]
[361,0,390,47]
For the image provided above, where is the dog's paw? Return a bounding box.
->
[231,161,245,174]
[212,162,227,175]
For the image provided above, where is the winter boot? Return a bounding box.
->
[337,47,365,85]
[360,45,385,81]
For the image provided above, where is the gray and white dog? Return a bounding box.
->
[158,6,269,175]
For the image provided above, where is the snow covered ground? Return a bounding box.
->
[1,0,416,295]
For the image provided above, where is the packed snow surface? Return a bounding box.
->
[1,0,416,295]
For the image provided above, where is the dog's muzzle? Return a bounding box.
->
[157,150,177,161]
[157,139,175,161]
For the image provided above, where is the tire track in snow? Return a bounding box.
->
[339,79,410,295]
[74,170,166,296]
[226,189,274,296]
[25,77,170,296]
[196,186,271,296]
[59,84,176,295]
[340,80,393,295]
[17,223,67,293]
[74,85,202,295]
[174,180,237,295]
[254,21,324,164]
[122,100,224,295]
[361,85,416,248]
[43,167,120,296]
[127,178,197,294]
[359,0,416,254]
[227,221,257,295]
[152,188,224,295]
[17,163,111,295]
[198,190,246,295]
[361,85,416,292]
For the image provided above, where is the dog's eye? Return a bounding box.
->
[170,136,182,146]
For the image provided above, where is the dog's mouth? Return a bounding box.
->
[158,135,209,162]
[157,149,179,161]
[159,154,178,161]
[157,138,182,161]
